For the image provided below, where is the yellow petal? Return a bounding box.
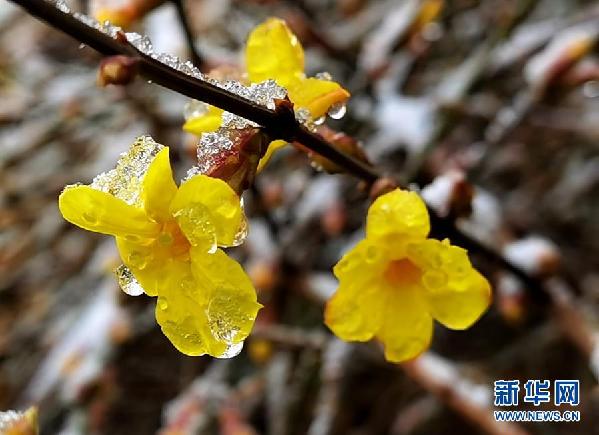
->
[116,236,169,297]
[408,239,491,330]
[183,106,224,136]
[257,139,287,172]
[59,185,159,239]
[325,241,387,341]
[170,175,244,248]
[288,78,350,119]
[245,17,305,87]
[367,189,430,241]
[376,284,433,362]
[153,260,226,356]
[413,0,444,33]
[94,7,135,28]
[142,147,177,222]
[190,247,262,350]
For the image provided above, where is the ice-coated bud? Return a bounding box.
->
[202,128,269,195]
[421,170,474,218]
[503,236,561,277]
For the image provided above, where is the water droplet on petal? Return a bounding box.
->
[124,234,142,243]
[127,251,149,269]
[216,341,244,359]
[327,101,347,120]
[216,200,238,219]
[423,271,447,292]
[158,299,168,310]
[174,203,217,253]
[115,265,145,296]
[313,115,326,126]
[82,212,98,224]
[315,71,333,81]
[231,214,248,246]
[365,245,381,264]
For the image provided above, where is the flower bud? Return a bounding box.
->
[421,170,473,218]
[202,128,270,195]
[97,55,138,87]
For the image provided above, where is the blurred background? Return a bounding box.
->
[1,0,598,434]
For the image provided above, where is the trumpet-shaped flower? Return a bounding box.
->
[184,18,350,170]
[325,189,491,362]
[58,136,261,358]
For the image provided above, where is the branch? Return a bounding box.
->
[170,0,203,67]
[10,0,378,183]
[9,0,544,296]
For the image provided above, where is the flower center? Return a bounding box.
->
[384,258,422,286]
[158,220,191,259]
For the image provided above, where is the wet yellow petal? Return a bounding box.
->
[191,247,262,350]
[116,236,170,297]
[245,17,305,87]
[170,175,243,248]
[367,189,430,241]
[288,78,350,119]
[408,239,491,329]
[257,139,287,172]
[325,241,387,341]
[142,147,177,222]
[59,185,159,238]
[94,7,136,28]
[153,260,226,356]
[376,284,433,362]
[183,106,224,135]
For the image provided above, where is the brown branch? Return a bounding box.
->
[170,0,204,68]
[401,353,531,435]
[9,0,544,296]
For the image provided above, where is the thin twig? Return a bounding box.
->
[169,0,203,67]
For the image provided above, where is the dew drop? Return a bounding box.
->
[82,212,97,224]
[423,271,446,291]
[174,203,217,253]
[127,251,148,269]
[327,102,347,120]
[158,232,173,246]
[313,115,326,126]
[231,215,249,246]
[365,245,381,264]
[158,299,168,310]
[124,234,142,243]
[115,265,145,296]
[216,200,238,219]
[216,341,244,359]
[315,71,333,81]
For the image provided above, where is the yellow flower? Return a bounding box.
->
[184,17,350,170]
[58,137,261,358]
[325,189,491,362]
